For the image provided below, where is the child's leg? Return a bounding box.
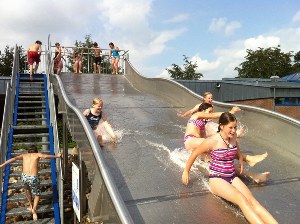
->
[79,61,82,73]
[97,135,104,147]
[34,63,39,74]
[29,64,34,80]
[93,63,97,73]
[103,121,117,142]
[114,58,120,74]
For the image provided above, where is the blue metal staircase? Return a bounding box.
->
[0,73,60,223]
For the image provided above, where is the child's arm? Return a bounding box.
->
[102,112,107,121]
[236,144,244,175]
[182,139,212,185]
[39,152,62,159]
[0,155,23,168]
[177,104,200,118]
[83,109,90,116]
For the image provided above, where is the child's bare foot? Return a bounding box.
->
[32,209,38,222]
[251,172,270,183]
[30,74,33,81]
[246,152,268,167]
[97,136,104,147]
[112,136,117,143]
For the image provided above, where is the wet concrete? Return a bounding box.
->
[60,72,300,224]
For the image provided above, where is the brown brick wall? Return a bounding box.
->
[231,98,300,120]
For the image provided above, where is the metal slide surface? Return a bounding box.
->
[60,72,300,224]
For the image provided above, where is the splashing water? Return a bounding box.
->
[102,129,124,143]
[145,139,245,218]
[146,140,209,172]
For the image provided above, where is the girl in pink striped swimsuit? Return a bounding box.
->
[183,103,240,153]
[182,112,278,224]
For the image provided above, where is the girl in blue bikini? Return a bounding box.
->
[109,42,120,75]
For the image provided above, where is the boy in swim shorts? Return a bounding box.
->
[92,42,102,74]
[0,145,62,222]
[27,40,42,80]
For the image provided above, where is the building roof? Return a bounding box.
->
[281,73,300,82]
[222,77,300,88]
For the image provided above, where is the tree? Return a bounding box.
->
[0,45,27,76]
[166,55,203,80]
[293,51,300,72]
[65,34,112,74]
[235,46,296,78]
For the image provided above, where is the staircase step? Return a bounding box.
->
[5,203,54,216]
[12,125,49,134]
[19,90,45,94]
[18,96,45,99]
[12,141,50,147]
[8,177,52,188]
[18,100,46,104]
[16,217,55,224]
[11,159,51,166]
[17,112,46,115]
[7,191,53,202]
[20,77,44,81]
[17,118,47,122]
[19,85,44,88]
[11,149,50,156]
[17,106,46,110]
[13,133,49,138]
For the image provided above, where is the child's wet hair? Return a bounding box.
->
[28,145,38,153]
[203,91,212,101]
[93,97,103,105]
[197,103,213,112]
[218,112,237,132]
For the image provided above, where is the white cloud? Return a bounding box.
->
[243,35,280,49]
[292,10,300,23]
[0,0,100,50]
[208,17,227,32]
[225,21,241,36]
[158,26,300,80]
[163,14,189,23]
[208,17,241,36]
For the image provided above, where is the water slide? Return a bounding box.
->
[58,60,300,224]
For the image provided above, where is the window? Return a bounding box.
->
[275,97,300,106]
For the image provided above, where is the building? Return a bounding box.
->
[178,76,300,120]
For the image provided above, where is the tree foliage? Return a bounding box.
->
[0,45,27,76]
[65,34,112,73]
[166,55,203,80]
[235,46,300,78]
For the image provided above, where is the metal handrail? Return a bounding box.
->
[49,45,129,74]
[0,45,19,210]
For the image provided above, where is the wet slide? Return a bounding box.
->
[59,60,300,224]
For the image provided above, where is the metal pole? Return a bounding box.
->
[273,87,276,111]
[62,114,68,177]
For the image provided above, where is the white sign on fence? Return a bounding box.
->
[72,162,80,222]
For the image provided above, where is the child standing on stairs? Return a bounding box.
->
[27,40,42,80]
[0,145,62,222]
[83,97,117,147]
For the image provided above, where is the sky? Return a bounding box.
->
[0,0,300,80]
